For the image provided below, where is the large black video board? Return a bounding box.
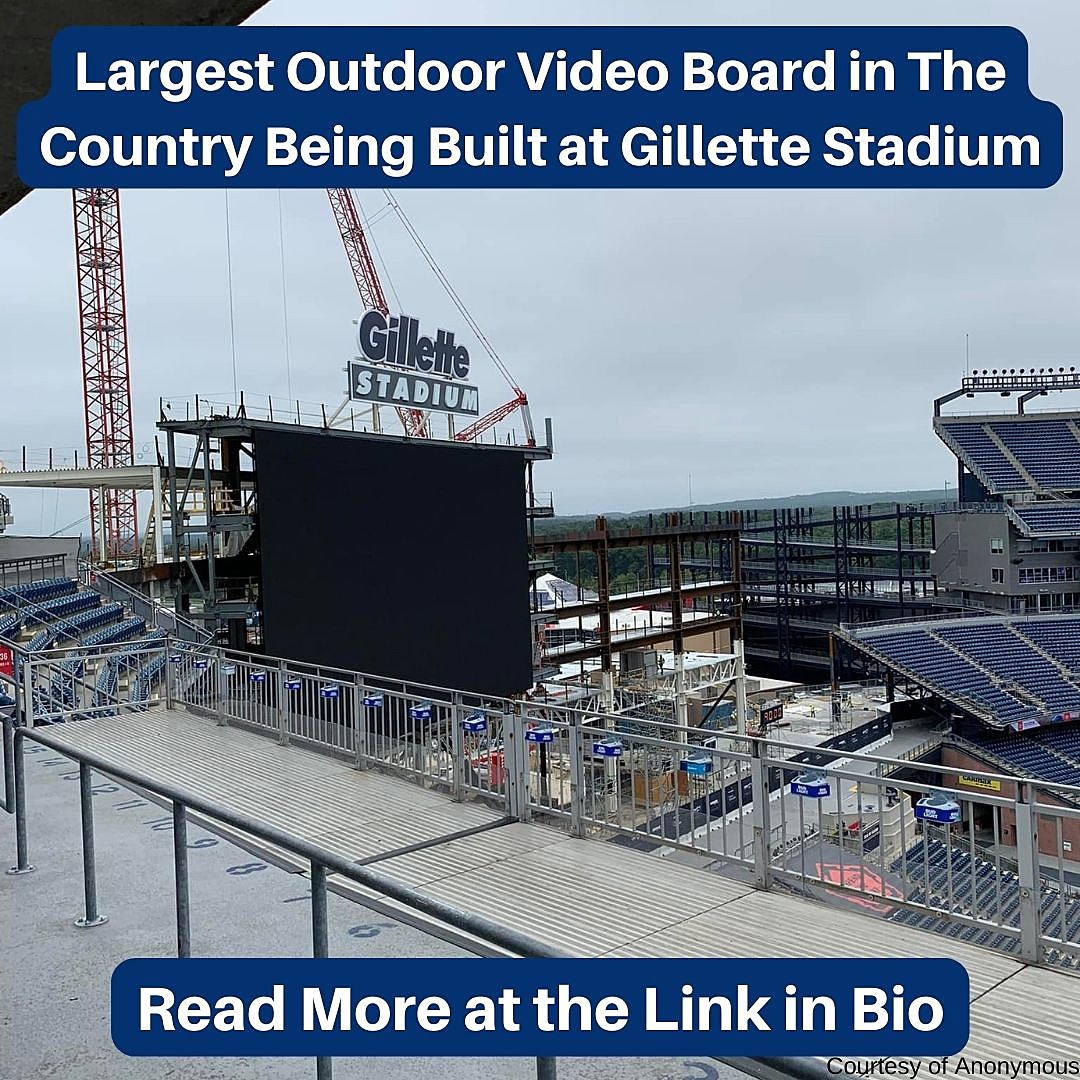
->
[255,426,531,697]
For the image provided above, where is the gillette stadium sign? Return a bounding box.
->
[349,310,479,417]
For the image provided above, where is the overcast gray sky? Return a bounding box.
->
[1,0,1076,534]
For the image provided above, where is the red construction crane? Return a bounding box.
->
[72,188,139,562]
[325,188,428,438]
[325,188,534,446]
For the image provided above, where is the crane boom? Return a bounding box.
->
[325,188,428,438]
[327,188,534,446]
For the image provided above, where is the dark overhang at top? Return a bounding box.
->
[1,0,268,217]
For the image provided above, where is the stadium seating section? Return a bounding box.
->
[855,616,1080,726]
[939,422,1028,492]
[0,577,169,717]
[1010,503,1080,537]
[937,415,1080,495]
[888,837,1079,968]
[992,420,1080,490]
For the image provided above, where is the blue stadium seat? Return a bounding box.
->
[1012,503,1080,536]
[992,420,1080,490]
[940,422,1028,493]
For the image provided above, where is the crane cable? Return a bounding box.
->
[379,190,521,394]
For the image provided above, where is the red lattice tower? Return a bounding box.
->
[72,188,139,562]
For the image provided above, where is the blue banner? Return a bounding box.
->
[112,957,969,1057]
[17,25,1063,188]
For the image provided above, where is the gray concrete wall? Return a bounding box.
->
[933,509,1080,612]
[0,534,81,578]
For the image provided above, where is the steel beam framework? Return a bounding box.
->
[740,503,944,679]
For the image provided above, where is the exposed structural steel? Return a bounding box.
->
[325,188,429,438]
[532,512,741,669]
[72,188,138,562]
[738,504,942,678]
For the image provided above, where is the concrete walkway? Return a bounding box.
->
[7,706,1080,1072]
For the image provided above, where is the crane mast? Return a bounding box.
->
[72,188,139,563]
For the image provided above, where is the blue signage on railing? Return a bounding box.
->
[462,712,488,733]
[320,684,340,700]
[409,702,433,721]
[193,659,209,670]
[169,654,183,665]
[249,670,267,684]
[791,771,831,799]
[362,693,384,708]
[525,725,556,744]
[592,738,623,758]
[680,753,713,777]
[283,679,302,692]
[914,794,962,825]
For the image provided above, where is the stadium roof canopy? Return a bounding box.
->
[1,0,267,216]
[838,614,1080,731]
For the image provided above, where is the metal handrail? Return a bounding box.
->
[6,719,832,1080]
[80,565,211,643]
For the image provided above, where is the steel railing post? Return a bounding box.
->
[513,701,531,821]
[1014,782,1042,964]
[278,660,290,747]
[2,714,14,815]
[22,656,33,727]
[6,728,33,875]
[537,1057,558,1080]
[311,860,332,1080]
[75,761,108,927]
[173,801,191,957]
[750,741,773,891]
[450,693,464,802]
[164,635,175,710]
[569,720,585,838]
[352,676,365,769]
[216,649,227,726]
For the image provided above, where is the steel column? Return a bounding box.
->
[1014,785,1042,964]
[451,692,464,802]
[6,729,33,874]
[75,761,108,927]
[2,714,13,815]
[173,801,191,957]
[311,860,332,1080]
[750,742,773,891]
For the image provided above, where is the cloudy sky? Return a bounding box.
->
[1,0,1076,534]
